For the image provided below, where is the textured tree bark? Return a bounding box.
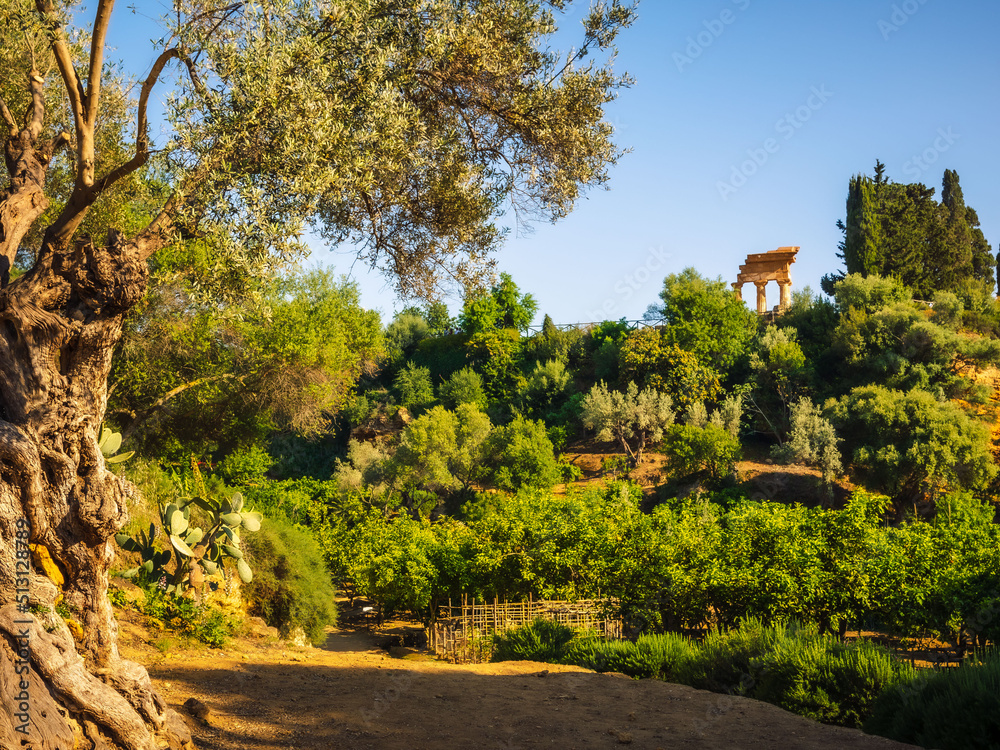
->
[0,0,197,739]
[0,233,194,748]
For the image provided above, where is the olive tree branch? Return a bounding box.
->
[91,48,180,195]
[0,95,16,137]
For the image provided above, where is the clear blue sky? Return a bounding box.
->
[107,0,1000,325]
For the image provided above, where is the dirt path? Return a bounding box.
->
[133,627,920,750]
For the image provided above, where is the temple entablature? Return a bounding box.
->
[733,246,800,314]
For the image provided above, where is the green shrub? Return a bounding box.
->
[242,516,338,645]
[394,362,436,413]
[562,632,693,680]
[217,444,275,487]
[674,619,914,728]
[749,626,914,727]
[663,422,740,482]
[675,616,782,694]
[559,460,583,482]
[491,618,576,663]
[412,333,472,382]
[477,616,917,730]
[386,312,430,359]
[140,586,238,647]
[439,366,488,410]
[491,621,693,679]
[601,454,630,479]
[481,416,561,491]
[828,385,997,500]
[341,392,376,427]
[519,359,573,419]
[865,651,1000,749]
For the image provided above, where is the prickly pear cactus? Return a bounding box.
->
[116,523,173,581]
[98,425,135,464]
[115,476,262,594]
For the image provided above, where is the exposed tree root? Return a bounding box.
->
[0,606,194,750]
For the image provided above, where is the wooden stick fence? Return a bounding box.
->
[427,594,622,664]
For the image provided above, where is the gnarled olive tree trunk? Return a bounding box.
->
[0,241,193,748]
[0,25,193,748]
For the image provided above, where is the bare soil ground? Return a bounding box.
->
[121,622,920,750]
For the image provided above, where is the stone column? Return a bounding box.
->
[754,281,768,314]
[778,280,792,308]
[732,282,743,302]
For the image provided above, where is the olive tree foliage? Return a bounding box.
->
[389,403,492,499]
[0,1,636,746]
[668,395,744,482]
[581,381,675,467]
[747,326,809,442]
[519,358,573,419]
[775,398,843,488]
[828,386,997,503]
[332,439,397,506]
[684,394,743,439]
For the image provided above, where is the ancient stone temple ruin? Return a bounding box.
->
[732,246,800,314]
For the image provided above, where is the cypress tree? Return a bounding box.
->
[935,169,974,289]
[843,175,883,276]
[832,165,993,297]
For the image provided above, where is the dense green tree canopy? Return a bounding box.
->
[826,275,1000,400]
[832,273,911,314]
[827,385,997,501]
[110,268,383,456]
[648,268,758,376]
[439,366,488,411]
[390,403,492,496]
[518,358,574,420]
[618,327,721,413]
[481,415,562,491]
[459,271,539,334]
